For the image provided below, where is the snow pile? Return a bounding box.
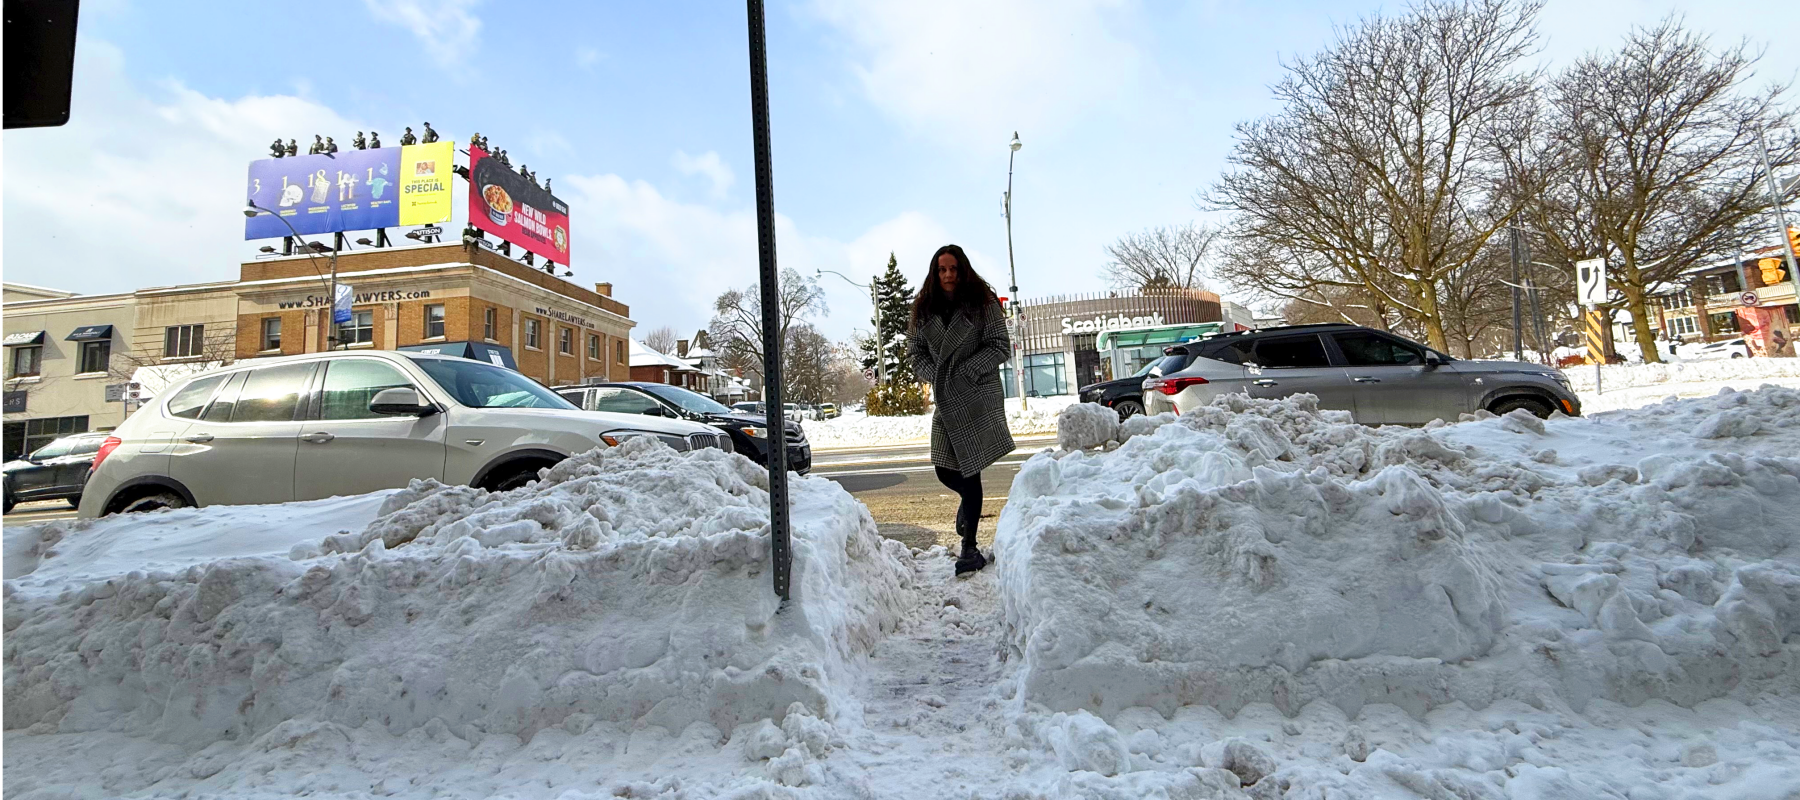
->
[5,437,915,756]
[803,394,1076,448]
[1002,389,1800,728]
[1567,356,1800,392]
[1056,401,1120,451]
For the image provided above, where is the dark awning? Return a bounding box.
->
[65,324,114,342]
[3,330,45,346]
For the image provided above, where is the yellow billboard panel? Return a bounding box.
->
[398,141,455,225]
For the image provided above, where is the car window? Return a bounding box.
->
[1151,352,1191,375]
[230,363,314,423]
[555,390,587,408]
[1331,331,1423,366]
[413,358,574,409]
[320,360,416,420]
[29,440,74,460]
[69,438,103,456]
[1251,335,1331,368]
[640,384,733,415]
[201,371,249,422]
[168,374,227,420]
[593,388,662,415]
[1200,339,1255,365]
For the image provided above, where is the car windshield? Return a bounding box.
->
[639,383,733,415]
[412,357,576,409]
[29,439,76,460]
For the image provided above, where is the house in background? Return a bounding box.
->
[627,339,706,391]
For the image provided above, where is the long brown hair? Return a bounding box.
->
[911,244,996,327]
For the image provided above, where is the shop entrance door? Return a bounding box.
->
[1074,347,1103,389]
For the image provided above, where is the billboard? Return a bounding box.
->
[244,143,454,239]
[468,144,570,262]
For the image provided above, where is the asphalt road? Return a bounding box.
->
[811,434,1055,551]
[3,500,78,525]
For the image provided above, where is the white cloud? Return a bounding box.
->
[3,39,364,295]
[364,0,482,72]
[670,150,736,200]
[807,0,1143,151]
[560,175,974,342]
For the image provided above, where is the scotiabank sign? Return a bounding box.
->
[1061,312,1164,334]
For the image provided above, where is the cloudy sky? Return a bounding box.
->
[4,0,1796,343]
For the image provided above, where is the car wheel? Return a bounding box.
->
[1731,352,1744,358]
[1489,396,1554,419]
[1112,399,1144,419]
[116,490,188,515]
[482,460,556,493]
[3,489,13,515]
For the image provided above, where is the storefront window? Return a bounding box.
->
[1710,312,1741,335]
[1022,352,1068,397]
[1,415,88,462]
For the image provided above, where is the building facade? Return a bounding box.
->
[2,289,138,459]
[1005,288,1226,396]
[1649,244,1798,357]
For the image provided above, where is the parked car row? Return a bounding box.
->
[557,383,810,474]
[1097,323,1578,425]
[3,432,111,513]
[68,350,760,519]
[729,401,836,421]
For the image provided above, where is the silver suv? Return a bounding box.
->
[78,351,724,517]
[1142,323,1580,424]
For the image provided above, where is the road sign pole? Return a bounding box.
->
[746,0,791,602]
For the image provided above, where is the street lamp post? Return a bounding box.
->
[817,268,883,386]
[245,202,342,350]
[1005,131,1024,409]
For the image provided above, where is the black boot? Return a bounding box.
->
[954,539,987,576]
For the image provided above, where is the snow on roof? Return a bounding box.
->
[628,339,693,370]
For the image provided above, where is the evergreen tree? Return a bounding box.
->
[859,252,915,386]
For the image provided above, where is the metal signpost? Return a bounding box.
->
[1576,257,1607,395]
[746,0,792,602]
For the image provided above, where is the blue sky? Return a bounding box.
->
[5,0,1796,344]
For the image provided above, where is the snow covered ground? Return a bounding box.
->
[1573,358,1800,414]
[803,394,1076,448]
[6,387,1799,798]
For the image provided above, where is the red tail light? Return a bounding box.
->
[90,436,123,474]
[1146,376,1209,396]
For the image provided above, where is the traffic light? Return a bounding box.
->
[1788,226,1800,260]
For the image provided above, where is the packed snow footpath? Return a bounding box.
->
[7,387,1800,798]
[802,395,1075,449]
[1572,357,1800,414]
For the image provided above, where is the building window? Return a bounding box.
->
[1021,352,1069,397]
[1658,290,1693,310]
[1787,305,1799,325]
[338,310,374,345]
[483,307,497,341]
[261,317,282,351]
[10,345,42,378]
[1,415,88,463]
[78,340,110,374]
[525,318,541,349]
[1667,316,1698,336]
[588,334,600,360]
[425,304,446,339]
[616,340,626,364]
[164,324,204,358]
[1710,312,1741,334]
[558,326,573,355]
[1705,272,1743,297]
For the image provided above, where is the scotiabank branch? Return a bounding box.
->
[1007,288,1232,396]
[231,241,634,388]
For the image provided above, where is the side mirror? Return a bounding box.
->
[1424,355,1444,368]
[642,406,669,418]
[370,387,438,417]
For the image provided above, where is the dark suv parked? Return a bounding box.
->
[1077,361,1161,419]
[3,432,111,513]
[557,382,812,474]
[1142,322,1580,424]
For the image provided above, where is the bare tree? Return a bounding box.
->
[707,269,826,390]
[1209,0,1543,350]
[1519,18,1797,362]
[1102,222,1220,291]
[641,326,679,356]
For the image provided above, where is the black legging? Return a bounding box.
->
[935,467,982,547]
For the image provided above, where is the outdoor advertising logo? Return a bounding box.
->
[244,143,455,239]
[469,145,570,262]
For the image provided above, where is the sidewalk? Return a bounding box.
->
[813,432,1058,453]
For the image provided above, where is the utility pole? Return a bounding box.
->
[1005,132,1024,409]
[1756,128,1800,319]
[745,0,791,602]
[1509,226,1524,361]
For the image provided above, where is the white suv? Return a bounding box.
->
[78,351,725,517]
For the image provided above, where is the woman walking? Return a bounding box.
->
[908,244,1016,575]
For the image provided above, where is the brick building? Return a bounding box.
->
[231,241,635,385]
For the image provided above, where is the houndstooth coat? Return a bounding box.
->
[909,297,1016,477]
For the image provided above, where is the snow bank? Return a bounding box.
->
[5,437,915,752]
[1005,388,1800,722]
[1566,356,1800,392]
[803,395,1075,448]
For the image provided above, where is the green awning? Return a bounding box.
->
[1100,323,1226,349]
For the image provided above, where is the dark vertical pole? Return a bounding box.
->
[746,0,791,601]
[1509,227,1523,361]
